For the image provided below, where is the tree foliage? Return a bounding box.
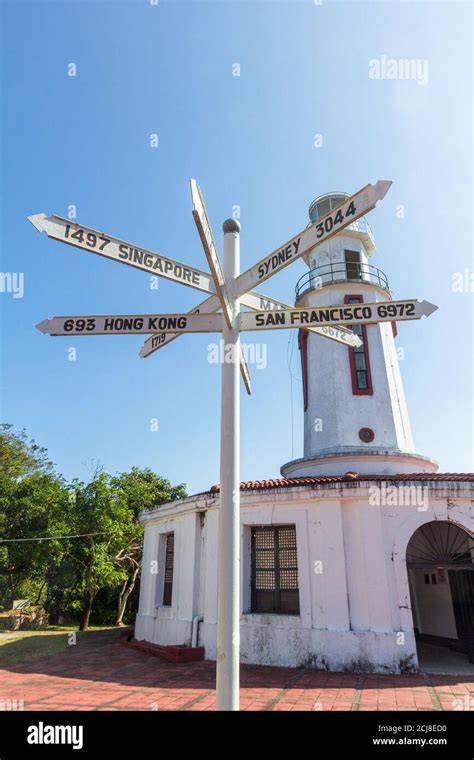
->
[0,426,187,627]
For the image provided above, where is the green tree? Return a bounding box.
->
[0,426,188,628]
[0,425,67,607]
[0,424,53,479]
[110,468,186,625]
[66,473,137,630]
[110,467,186,517]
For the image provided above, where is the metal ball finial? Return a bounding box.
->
[223,219,241,234]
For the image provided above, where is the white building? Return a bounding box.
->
[136,193,474,673]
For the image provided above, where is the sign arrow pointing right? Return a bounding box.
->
[235,180,392,296]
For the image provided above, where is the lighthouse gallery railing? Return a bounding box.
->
[295,262,390,300]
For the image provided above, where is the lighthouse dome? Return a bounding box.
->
[308,192,349,223]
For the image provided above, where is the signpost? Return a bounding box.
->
[138,291,361,360]
[216,219,241,710]
[239,299,437,331]
[191,179,233,328]
[36,312,223,336]
[27,211,362,351]
[234,180,392,295]
[36,299,435,338]
[30,176,437,711]
[27,213,216,295]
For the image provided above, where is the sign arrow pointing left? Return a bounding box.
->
[37,312,224,336]
[28,213,216,295]
[27,212,361,351]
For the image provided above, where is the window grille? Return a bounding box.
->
[251,526,300,614]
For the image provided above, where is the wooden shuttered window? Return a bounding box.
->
[162,532,174,607]
[251,525,300,615]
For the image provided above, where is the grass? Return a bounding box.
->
[0,626,115,667]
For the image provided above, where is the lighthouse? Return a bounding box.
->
[136,187,474,676]
[281,192,438,478]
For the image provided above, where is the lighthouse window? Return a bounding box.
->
[251,526,300,615]
[299,329,309,411]
[344,250,361,280]
[344,295,373,395]
[330,195,345,210]
[316,198,331,218]
[162,532,174,606]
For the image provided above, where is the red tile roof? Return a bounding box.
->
[207,473,474,493]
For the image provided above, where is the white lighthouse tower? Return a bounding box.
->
[136,187,474,676]
[281,192,438,478]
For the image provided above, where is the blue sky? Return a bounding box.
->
[1,0,472,494]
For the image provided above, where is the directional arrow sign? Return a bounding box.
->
[235,180,392,296]
[27,216,251,392]
[37,313,223,336]
[240,291,362,347]
[190,179,233,327]
[139,291,362,359]
[239,300,437,331]
[27,211,361,350]
[138,296,219,356]
[28,214,216,295]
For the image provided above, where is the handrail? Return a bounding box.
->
[295,262,390,300]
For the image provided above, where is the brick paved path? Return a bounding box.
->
[0,629,472,711]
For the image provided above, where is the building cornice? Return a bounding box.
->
[139,473,474,524]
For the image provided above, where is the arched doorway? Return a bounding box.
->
[406,521,474,672]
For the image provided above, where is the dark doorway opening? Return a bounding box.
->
[406,521,474,671]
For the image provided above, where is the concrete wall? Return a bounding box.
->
[135,510,202,647]
[136,482,474,673]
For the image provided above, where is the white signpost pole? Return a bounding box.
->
[216,219,241,711]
